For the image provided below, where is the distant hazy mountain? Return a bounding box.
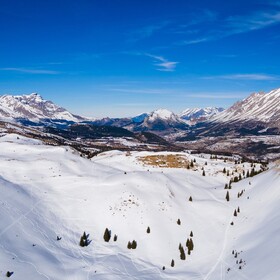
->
[180,107,224,123]
[0,93,85,122]
[131,113,149,123]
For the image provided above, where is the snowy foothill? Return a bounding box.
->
[0,133,279,279]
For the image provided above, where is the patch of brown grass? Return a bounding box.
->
[138,154,190,168]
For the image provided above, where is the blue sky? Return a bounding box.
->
[0,0,280,117]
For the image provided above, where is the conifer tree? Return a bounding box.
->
[147,226,151,234]
[127,241,132,249]
[113,234,118,242]
[171,259,175,267]
[131,240,137,249]
[234,209,237,216]
[177,218,181,225]
[223,167,226,173]
[190,231,193,237]
[189,238,194,251]
[226,191,230,201]
[79,231,89,247]
[189,196,193,202]
[6,271,13,277]
[103,228,111,242]
[202,170,205,176]
[250,168,255,177]
[179,246,186,260]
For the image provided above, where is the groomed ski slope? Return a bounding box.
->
[0,134,279,279]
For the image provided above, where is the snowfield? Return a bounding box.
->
[0,134,279,279]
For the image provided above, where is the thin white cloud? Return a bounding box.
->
[180,37,210,45]
[1,67,60,74]
[226,11,280,34]
[145,53,178,72]
[179,9,280,45]
[128,21,170,43]
[204,73,280,81]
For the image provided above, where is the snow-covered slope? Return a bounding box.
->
[180,107,224,122]
[0,133,279,279]
[211,88,280,124]
[0,93,85,122]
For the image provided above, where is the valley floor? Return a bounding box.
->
[0,134,279,279]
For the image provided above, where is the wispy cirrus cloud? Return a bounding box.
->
[127,21,170,43]
[179,9,280,45]
[226,11,280,34]
[203,73,280,81]
[145,53,178,72]
[180,37,210,45]
[0,67,60,74]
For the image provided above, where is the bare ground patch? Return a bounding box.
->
[138,154,190,168]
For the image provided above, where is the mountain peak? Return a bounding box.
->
[150,108,176,121]
[211,87,280,123]
[0,93,85,122]
[180,107,224,122]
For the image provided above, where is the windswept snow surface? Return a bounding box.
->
[0,134,280,279]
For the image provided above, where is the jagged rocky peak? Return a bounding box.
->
[0,93,85,122]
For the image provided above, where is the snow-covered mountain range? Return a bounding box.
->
[0,93,85,122]
[180,107,224,122]
[1,88,280,138]
[211,88,280,125]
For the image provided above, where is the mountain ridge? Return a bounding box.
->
[0,93,86,122]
